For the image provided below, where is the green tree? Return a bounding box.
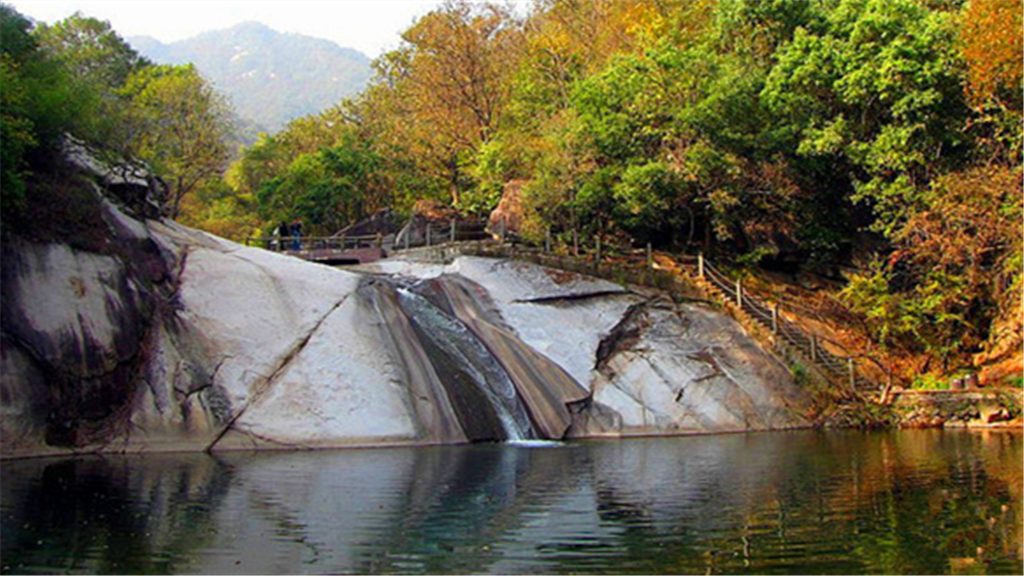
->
[120,64,231,219]
[254,132,387,235]
[0,4,103,220]
[762,0,969,236]
[34,12,149,89]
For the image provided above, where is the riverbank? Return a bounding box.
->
[890,388,1023,429]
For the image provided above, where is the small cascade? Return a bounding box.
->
[396,288,537,441]
[362,274,590,444]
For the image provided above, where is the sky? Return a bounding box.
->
[6,0,494,57]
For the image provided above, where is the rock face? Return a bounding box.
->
[363,257,811,438]
[1,147,810,459]
[487,179,526,237]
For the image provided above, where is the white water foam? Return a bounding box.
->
[506,439,564,448]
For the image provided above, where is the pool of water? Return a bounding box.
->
[2,430,1021,574]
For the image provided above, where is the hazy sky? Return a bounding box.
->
[7,0,509,57]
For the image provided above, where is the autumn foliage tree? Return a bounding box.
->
[959,0,1022,110]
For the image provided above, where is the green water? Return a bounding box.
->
[2,430,1021,574]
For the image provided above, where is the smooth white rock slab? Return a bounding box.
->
[176,245,361,416]
[445,257,634,388]
[234,294,420,446]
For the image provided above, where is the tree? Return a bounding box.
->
[380,0,521,206]
[959,0,1022,110]
[34,12,149,90]
[120,64,231,219]
[254,132,387,235]
[1,4,104,221]
[842,165,1022,375]
[958,0,1022,167]
[763,0,969,237]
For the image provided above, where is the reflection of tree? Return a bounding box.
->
[534,432,1023,575]
[1,431,1020,574]
[0,454,232,574]
[806,431,1022,574]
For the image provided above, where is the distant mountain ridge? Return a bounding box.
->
[130,22,372,133]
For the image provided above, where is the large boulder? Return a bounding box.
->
[394,200,487,248]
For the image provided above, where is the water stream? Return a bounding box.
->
[364,274,587,443]
[396,286,536,441]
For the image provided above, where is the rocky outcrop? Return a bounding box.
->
[487,179,526,237]
[368,257,811,438]
[394,200,486,248]
[334,208,399,238]
[1,145,811,458]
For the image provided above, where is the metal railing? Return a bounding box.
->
[394,220,491,251]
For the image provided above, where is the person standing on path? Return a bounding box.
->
[276,221,289,251]
[290,218,303,251]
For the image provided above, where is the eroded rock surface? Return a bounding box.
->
[2,145,810,458]
[357,257,811,438]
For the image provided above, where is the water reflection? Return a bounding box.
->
[2,430,1020,574]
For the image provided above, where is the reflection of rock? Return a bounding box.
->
[2,432,1018,574]
[0,453,232,573]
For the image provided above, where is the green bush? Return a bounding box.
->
[912,373,949,390]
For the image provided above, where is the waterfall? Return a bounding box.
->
[396,287,536,441]
[363,273,590,443]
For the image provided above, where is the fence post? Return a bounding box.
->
[545,227,551,253]
[698,253,705,279]
[450,219,456,243]
[572,229,579,256]
[646,243,653,267]
[848,358,856,390]
[595,235,602,272]
[735,278,742,307]
[426,224,432,247]
[810,335,818,362]
[772,304,779,334]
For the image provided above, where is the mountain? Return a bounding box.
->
[130,22,372,133]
